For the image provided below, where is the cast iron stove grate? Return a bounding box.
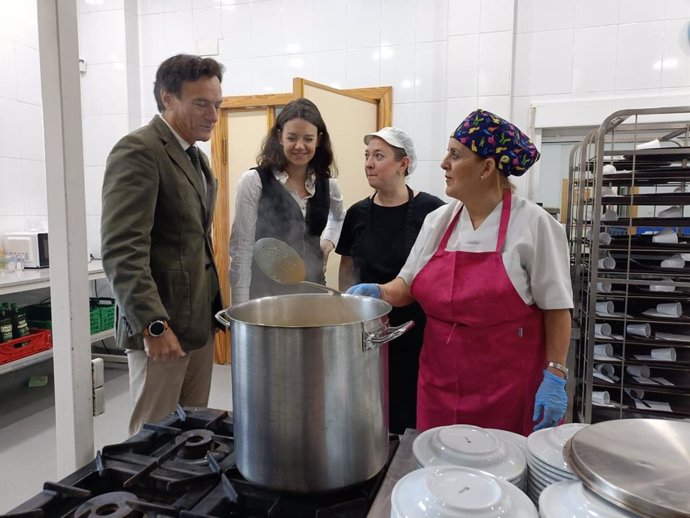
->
[3,407,398,518]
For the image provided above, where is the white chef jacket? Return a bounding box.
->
[398,193,574,309]
[229,167,345,305]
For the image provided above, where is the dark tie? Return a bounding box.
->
[186,145,207,198]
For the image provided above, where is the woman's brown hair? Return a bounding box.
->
[257,98,337,178]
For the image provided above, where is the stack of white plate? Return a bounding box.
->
[487,428,528,454]
[391,465,538,518]
[412,425,527,490]
[539,480,642,517]
[525,423,588,504]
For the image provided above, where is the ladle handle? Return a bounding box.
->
[301,280,342,295]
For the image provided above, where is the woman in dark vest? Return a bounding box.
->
[230,98,345,304]
[336,127,445,433]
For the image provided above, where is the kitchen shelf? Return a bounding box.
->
[599,193,690,205]
[0,260,105,296]
[90,329,115,342]
[597,217,690,227]
[588,405,690,421]
[574,169,690,187]
[601,146,690,159]
[597,240,689,253]
[0,328,116,376]
[567,106,690,424]
[0,349,53,375]
[0,260,113,375]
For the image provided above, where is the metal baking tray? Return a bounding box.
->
[564,419,690,517]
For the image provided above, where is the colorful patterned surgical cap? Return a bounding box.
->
[452,109,540,177]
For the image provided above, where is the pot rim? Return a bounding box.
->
[218,293,393,329]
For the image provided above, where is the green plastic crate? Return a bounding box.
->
[26,299,113,335]
[99,305,115,331]
[89,306,101,334]
[92,298,115,332]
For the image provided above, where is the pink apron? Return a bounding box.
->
[411,190,545,435]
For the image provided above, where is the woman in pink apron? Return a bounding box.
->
[348,110,573,435]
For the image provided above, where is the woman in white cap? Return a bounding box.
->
[347,111,573,435]
[336,127,444,434]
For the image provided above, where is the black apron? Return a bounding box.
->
[357,186,428,434]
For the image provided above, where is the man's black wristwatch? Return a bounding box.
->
[144,319,168,337]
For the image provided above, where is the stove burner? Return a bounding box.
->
[73,491,142,518]
[7,408,400,518]
[175,429,216,459]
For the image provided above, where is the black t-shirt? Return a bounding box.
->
[336,191,445,284]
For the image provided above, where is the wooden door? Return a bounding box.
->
[210,80,392,363]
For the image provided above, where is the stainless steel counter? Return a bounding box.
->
[367,428,419,518]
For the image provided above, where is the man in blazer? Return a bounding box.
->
[101,54,224,434]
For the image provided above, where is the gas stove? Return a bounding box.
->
[4,407,409,518]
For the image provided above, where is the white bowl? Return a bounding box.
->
[391,465,538,518]
[526,423,588,472]
[413,425,527,482]
[539,480,640,517]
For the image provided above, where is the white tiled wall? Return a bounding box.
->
[76,0,134,257]
[0,1,45,237]
[0,0,689,251]
[515,0,690,100]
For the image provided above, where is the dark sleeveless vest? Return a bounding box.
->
[250,166,330,299]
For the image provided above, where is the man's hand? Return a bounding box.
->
[143,328,186,361]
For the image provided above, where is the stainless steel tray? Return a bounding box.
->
[564,419,690,517]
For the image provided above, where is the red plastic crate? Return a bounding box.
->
[0,329,53,365]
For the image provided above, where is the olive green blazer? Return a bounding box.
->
[101,115,221,351]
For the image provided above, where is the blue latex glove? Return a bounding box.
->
[533,370,567,431]
[346,283,381,298]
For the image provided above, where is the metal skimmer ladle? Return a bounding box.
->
[253,237,341,295]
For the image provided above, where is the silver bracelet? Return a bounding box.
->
[547,361,568,379]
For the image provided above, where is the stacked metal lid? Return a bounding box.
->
[539,480,641,517]
[561,419,690,518]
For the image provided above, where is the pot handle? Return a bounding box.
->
[215,309,232,328]
[363,320,415,351]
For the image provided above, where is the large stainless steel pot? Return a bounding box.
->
[215,293,413,493]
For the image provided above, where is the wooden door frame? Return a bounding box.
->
[210,80,392,363]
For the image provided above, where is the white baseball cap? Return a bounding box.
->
[363,127,417,175]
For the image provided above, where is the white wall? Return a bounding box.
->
[0,2,45,237]
[135,0,520,199]
[0,0,688,252]
[77,0,140,258]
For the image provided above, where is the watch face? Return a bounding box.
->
[149,321,166,336]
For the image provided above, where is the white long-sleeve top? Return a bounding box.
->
[229,167,345,305]
[398,193,574,309]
